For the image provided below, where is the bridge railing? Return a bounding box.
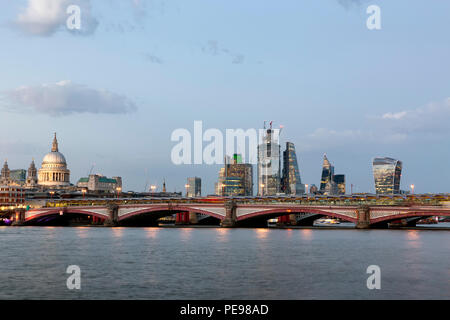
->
[39,194,449,209]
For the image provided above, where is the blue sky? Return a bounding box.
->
[0,0,449,194]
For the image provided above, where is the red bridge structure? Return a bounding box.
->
[12,194,450,228]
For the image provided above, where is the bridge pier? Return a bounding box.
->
[175,212,192,225]
[11,209,25,226]
[277,214,295,226]
[356,206,370,229]
[221,201,237,228]
[104,204,119,227]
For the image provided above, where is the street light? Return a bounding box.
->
[185,184,190,197]
[116,187,122,199]
[260,184,265,196]
[305,184,309,194]
[150,185,156,193]
[49,191,55,200]
[82,189,87,200]
[410,184,415,195]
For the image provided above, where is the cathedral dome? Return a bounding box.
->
[38,133,70,187]
[42,151,67,165]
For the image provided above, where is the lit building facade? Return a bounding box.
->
[186,177,201,197]
[0,185,25,207]
[320,154,334,193]
[77,174,122,192]
[224,154,253,196]
[332,174,346,195]
[214,167,226,195]
[281,142,305,195]
[257,129,281,196]
[373,157,402,194]
[38,134,70,187]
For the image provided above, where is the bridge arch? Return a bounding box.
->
[237,207,358,223]
[25,208,108,225]
[118,205,225,222]
[370,211,447,225]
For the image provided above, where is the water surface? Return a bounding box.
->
[0,226,449,299]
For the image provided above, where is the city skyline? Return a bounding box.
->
[0,1,449,194]
[0,130,437,195]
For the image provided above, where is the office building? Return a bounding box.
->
[257,127,281,196]
[373,157,402,194]
[281,142,305,195]
[186,177,201,197]
[77,174,122,193]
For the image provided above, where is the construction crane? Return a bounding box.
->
[87,163,95,176]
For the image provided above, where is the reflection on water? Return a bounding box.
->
[179,228,192,242]
[405,230,422,249]
[255,228,269,240]
[0,227,448,300]
[145,227,160,239]
[300,229,313,241]
[112,227,124,238]
[216,228,229,243]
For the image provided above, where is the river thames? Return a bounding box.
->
[0,226,449,300]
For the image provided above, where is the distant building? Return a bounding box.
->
[320,154,334,193]
[281,142,305,195]
[309,184,319,194]
[373,157,402,194]
[0,160,11,185]
[0,185,25,207]
[257,127,281,196]
[10,169,26,184]
[77,174,122,192]
[332,174,346,195]
[319,154,346,195]
[38,134,70,187]
[214,167,226,195]
[186,177,201,197]
[26,160,38,188]
[223,154,253,196]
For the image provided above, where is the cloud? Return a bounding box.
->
[376,98,450,134]
[14,0,98,36]
[337,0,371,9]
[202,40,246,64]
[2,80,137,116]
[144,53,164,64]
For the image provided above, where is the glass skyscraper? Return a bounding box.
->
[257,128,281,196]
[186,177,201,197]
[320,154,335,193]
[372,157,402,194]
[281,142,305,195]
[332,174,346,195]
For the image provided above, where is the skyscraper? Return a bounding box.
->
[320,154,334,193]
[186,177,201,197]
[281,142,305,195]
[214,167,226,195]
[257,127,281,196]
[332,174,346,195]
[373,157,402,194]
[217,154,253,196]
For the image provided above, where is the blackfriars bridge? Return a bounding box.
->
[10,194,450,228]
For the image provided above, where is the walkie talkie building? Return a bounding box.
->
[372,157,402,194]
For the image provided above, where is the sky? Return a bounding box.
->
[0,0,449,194]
